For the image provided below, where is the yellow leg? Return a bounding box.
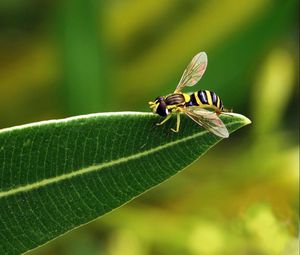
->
[156,114,172,126]
[171,113,181,132]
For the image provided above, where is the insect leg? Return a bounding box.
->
[156,114,172,126]
[171,113,181,132]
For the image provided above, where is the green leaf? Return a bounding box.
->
[0,112,250,255]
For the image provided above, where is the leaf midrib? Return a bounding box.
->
[0,127,211,199]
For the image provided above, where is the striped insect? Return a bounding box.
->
[149,52,230,138]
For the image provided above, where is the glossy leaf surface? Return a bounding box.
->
[0,112,250,254]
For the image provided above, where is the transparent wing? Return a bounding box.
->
[174,52,208,93]
[184,107,229,138]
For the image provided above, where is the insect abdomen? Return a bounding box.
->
[187,90,223,111]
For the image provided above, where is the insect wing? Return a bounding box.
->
[184,107,229,138]
[175,52,208,93]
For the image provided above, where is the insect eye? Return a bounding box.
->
[156,101,168,116]
[155,96,164,102]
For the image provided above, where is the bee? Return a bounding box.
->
[149,52,230,138]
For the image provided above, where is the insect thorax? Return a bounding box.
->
[165,93,185,106]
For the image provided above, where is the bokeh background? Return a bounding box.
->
[0,0,298,254]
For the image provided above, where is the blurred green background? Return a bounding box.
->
[0,0,298,254]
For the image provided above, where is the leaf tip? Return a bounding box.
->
[237,114,251,126]
[223,112,252,126]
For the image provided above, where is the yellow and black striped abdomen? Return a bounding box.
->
[186,90,223,111]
